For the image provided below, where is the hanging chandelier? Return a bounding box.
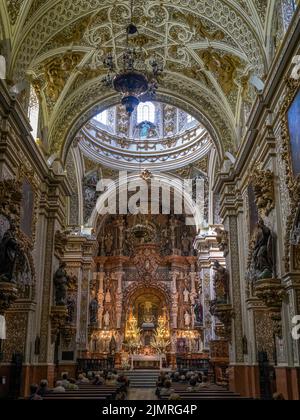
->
[102,0,163,115]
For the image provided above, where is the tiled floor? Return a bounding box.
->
[127,388,157,400]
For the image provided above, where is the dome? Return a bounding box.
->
[78,102,212,171]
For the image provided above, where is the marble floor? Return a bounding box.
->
[127,388,157,400]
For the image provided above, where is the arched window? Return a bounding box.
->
[28,85,39,140]
[95,110,108,125]
[137,102,155,123]
[187,114,194,124]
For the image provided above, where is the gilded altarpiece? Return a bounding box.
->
[88,214,206,363]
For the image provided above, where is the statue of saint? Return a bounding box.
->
[251,218,275,280]
[181,232,190,256]
[105,289,111,303]
[53,262,68,306]
[183,288,190,303]
[105,232,113,255]
[104,310,110,327]
[89,297,99,324]
[193,294,204,325]
[66,297,76,324]
[184,311,191,327]
[0,223,21,283]
[212,261,230,304]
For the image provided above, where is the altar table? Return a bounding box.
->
[130,354,165,370]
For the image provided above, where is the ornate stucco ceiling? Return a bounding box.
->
[0,1,284,161]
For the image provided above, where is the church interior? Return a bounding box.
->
[0,0,300,401]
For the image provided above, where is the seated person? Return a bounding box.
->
[186,371,193,381]
[37,379,49,397]
[117,374,129,388]
[93,375,105,385]
[29,384,43,400]
[61,373,70,388]
[76,373,89,384]
[82,372,90,383]
[66,378,79,390]
[53,380,66,392]
[187,378,200,392]
[199,376,209,388]
[159,380,175,397]
[106,373,118,386]
[172,372,180,382]
[196,372,203,383]
[179,374,186,382]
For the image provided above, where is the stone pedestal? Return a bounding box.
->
[254,278,285,337]
[50,306,68,343]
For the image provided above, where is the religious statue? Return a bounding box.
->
[160,227,172,256]
[142,301,155,325]
[0,223,23,283]
[66,297,76,324]
[184,311,191,327]
[193,295,204,325]
[183,288,190,303]
[249,218,275,280]
[181,231,190,256]
[53,262,68,306]
[104,310,110,327]
[104,232,113,255]
[105,289,111,303]
[212,261,230,304]
[89,297,99,324]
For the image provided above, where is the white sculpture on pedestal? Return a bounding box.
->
[105,289,111,303]
[183,288,189,303]
[184,311,191,327]
[104,311,110,327]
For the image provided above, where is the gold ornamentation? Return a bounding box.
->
[18,164,40,248]
[210,302,234,341]
[43,53,83,102]
[0,179,22,224]
[0,282,18,315]
[254,278,285,338]
[50,306,68,343]
[54,230,68,259]
[199,49,241,94]
[62,325,77,347]
[172,11,224,41]
[250,166,275,216]
[140,169,152,181]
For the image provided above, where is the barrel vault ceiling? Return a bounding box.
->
[0,1,281,160]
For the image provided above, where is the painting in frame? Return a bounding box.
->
[20,178,34,239]
[287,89,300,177]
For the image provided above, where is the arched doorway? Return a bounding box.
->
[124,285,170,351]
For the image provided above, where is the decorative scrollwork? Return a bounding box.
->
[250,166,275,217]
